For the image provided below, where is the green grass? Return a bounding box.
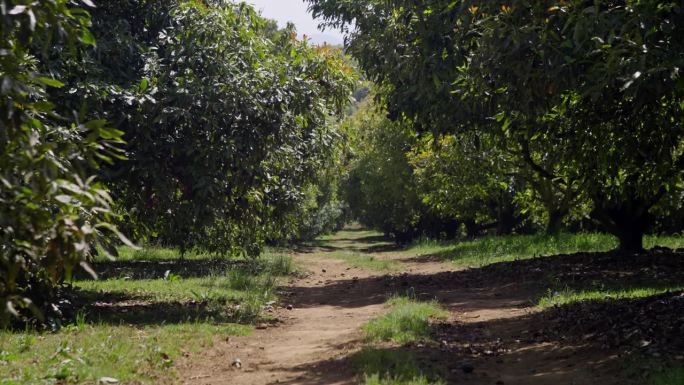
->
[349,254,400,271]
[538,286,684,308]
[323,250,400,271]
[318,229,385,242]
[0,248,294,384]
[407,233,684,268]
[0,322,249,385]
[362,296,448,344]
[353,348,446,385]
[101,245,212,262]
[650,365,684,385]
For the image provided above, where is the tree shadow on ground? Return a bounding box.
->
[288,250,684,311]
[277,249,683,384]
[66,288,260,326]
[270,290,682,385]
[291,241,343,254]
[332,235,392,244]
[406,248,684,288]
[76,258,268,280]
[268,346,446,385]
[359,242,404,253]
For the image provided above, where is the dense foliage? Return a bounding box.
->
[0,0,131,326]
[51,1,353,255]
[342,99,462,241]
[1,0,353,325]
[309,0,684,250]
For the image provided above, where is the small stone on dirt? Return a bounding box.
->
[322,269,326,273]
[98,378,119,384]
[256,323,268,330]
[232,358,242,368]
[286,304,293,310]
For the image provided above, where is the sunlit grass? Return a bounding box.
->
[363,296,448,344]
[100,245,212,262]
[75,271,276,304]
[319,228,384,242]
[348,254,400,271]
[354,348,446,385]
[322,250,400,271]
[0,248,294,384]
[0,322,249,384]
[406,233,684,268]
[538,286,684,308]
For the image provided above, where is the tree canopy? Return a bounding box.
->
[1,0,354,325]
[309,0,684,251]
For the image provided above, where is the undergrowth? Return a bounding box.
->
[409,233,684,267]
[0,248,294,384]
[363,296,448,344]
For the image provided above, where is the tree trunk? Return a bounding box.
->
[545,209,567,235]
[616,227,644,253]
[591,195,653,254]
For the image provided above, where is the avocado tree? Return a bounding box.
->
[410,132,523,236]
[342,99,459,241]
[0,0,126,325]
[52,0,354,256]
[308,0,684,251]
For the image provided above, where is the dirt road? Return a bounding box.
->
[181,230,631,385]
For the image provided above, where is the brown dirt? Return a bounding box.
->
[179,232,673,385]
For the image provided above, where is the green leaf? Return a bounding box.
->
[34,77,65,88]
[80,29,96,46]
[139,78,149,92]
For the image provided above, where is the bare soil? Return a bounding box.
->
[180,231,683,385]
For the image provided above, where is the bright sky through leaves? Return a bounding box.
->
[246,0,344,45]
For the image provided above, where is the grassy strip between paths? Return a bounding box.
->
[363,296,448,344]
[353,348,446,385]
[0,250,294,384]
[356,296,448,385]
[538,286,684,308]
[408,233,684,268]
[325,250,400,271]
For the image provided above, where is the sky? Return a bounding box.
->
[246,0,345,45]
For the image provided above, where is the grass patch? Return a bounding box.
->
[323,250,400,271]
[353,348,446,385]
[538,286,684,308]
[0,248,295,384]
[349,254,400,271]
[408,233,684,268]
[319,229,385,242]
[102,245,212,262]
[363,296,448,344]
[650,365,684,385]
[0,322,249,384]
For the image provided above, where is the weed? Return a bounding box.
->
[353,348,445,385]
[538,286,684,308]
[363,296,448,344]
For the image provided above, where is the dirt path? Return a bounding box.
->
[180,245,391,385]
[180,230,630,385]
